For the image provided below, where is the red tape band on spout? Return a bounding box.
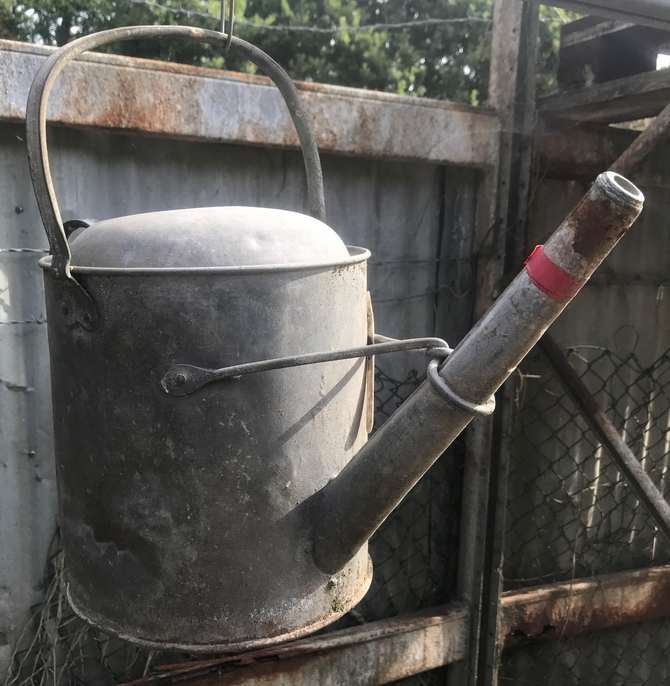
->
[524,245,585,302]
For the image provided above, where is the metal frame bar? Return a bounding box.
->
[539,69,670,124]
[523,0,670,31]
[451,2,542,684]
[500,564,670,647]
[477,2,542,682]
[120,563,670,686]
[125,605,470,686]
[0,39,499,169]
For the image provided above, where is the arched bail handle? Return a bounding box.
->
[25,25,327,287]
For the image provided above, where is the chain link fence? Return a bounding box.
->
[4,364,462,686]
[500,342,670,685]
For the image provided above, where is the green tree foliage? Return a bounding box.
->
[0,0,19,38]
[235,0,494,103]
[2,0,576,103]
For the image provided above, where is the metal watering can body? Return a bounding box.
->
[28,27,379,651]
[27,26,646,652]
[44,212,372,651]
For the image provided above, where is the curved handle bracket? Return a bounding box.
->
[52,276,100,330]
[26,26,327,330]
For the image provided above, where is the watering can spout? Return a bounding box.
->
[311,171,644,576]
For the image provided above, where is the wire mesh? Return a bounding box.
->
[4,365,461,686]
[500,342,670,685]
[4,548,183,686]
[358,367,462,624]
[501,616,670,686]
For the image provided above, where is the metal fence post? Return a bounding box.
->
[449,1,540,684]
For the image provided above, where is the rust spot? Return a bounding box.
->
[501,565,670,649]
[62,64,204,137]
[264,620,278,632]
[569,195,634,260]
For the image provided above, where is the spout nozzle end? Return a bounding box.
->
[595,172,644,211]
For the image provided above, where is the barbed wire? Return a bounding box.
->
[123,0,491,32]
[0,320,46,325]
[0,248,49,253]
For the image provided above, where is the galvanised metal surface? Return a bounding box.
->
[44,256,372,651]
[26,26,327,334]
[0,264,55,678]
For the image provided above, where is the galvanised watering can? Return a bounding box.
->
[26,25,645,652]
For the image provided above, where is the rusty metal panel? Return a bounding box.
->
[537,123,670,190]
[537,124,636,182]
[500,567,670,683]
[0,39,499,169]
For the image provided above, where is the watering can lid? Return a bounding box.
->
[68,206,351,269]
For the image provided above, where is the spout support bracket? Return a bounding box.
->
[427,359,496,417]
